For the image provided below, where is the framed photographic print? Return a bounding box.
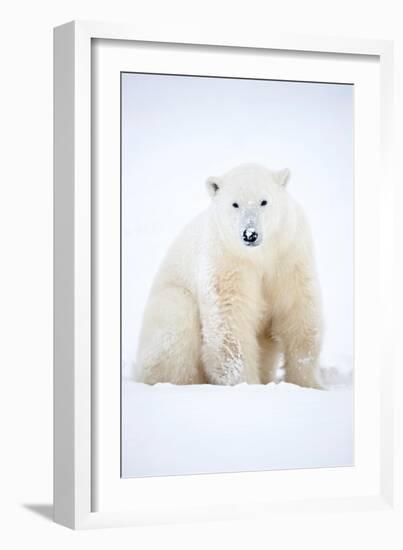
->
[54,21,396,529]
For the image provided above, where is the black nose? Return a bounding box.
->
[243,229,258,243]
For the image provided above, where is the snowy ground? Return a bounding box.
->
[122,378,353,478]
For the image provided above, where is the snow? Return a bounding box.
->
[122,378,353,478]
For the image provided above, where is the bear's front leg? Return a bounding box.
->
[199,266,261,385]
[274,264,324,389]
[282,327,323,389]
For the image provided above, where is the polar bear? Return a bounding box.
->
[136,163,324,388]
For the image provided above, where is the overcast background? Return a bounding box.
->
[121,72,353,377]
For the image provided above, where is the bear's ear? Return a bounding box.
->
[273,168,290,187]
[206,176,221,198]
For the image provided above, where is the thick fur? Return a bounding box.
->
[136,164,324,387]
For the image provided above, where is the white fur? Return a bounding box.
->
[136,163,324,388]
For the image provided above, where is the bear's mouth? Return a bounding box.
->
[243,240,261,248]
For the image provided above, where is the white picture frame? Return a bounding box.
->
[54,20,396,530]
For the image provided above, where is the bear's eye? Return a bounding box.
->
[232,202,239,208]
[261,200,268,206]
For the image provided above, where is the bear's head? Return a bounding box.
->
[206,163,290,254]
